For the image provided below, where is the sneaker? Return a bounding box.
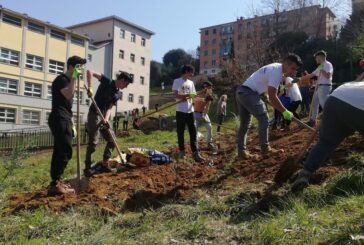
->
[291,169,312,192]
[177,150,185,159]
[261,146,280,157]
[207,142,218,154]
[238,150,258,160]
[306,120,316,127]
[192,151,205,163]
[47,181,75,195]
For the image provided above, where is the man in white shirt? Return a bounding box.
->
[172,65,204,162]
[302,50,333,127]
[236,54,303,159]
[292,81,364,191]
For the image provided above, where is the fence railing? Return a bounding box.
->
[0,127,90,151]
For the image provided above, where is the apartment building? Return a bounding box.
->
[0,7,89,130]
[68,16,154,117]
[200,5,337,75]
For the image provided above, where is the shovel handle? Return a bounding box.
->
[292,117,315,132]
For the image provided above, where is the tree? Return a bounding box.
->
[162,49,192,68]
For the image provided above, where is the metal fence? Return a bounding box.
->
[0,127,89,151]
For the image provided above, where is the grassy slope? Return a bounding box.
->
[0,102,364,244]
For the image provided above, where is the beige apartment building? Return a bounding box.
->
[0,7,89,130]
[200,5,337,75]
[68,16,154,117]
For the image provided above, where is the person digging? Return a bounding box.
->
[48,56,86,195]
[292,81,364,192]
[194,81,217,154]
[236,54,303,160]
[84,70,133,177]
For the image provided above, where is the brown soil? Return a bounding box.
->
[3,123,364,215]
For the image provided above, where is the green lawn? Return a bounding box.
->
[1,104,364,244]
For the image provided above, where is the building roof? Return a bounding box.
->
[67,15,155,35]
[0,6,89,40]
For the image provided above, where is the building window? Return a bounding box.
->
[49,60,64,74]
[140,76,145,85]
[204,61,208,68]
[22,110,40,125]
[0,77,18,94]
[131,34,136,43]
[205,30,209,35]
[212,70,215,73]
[73,90,83,104]
[47,86,52,100]
[129,74,134,82]
[212,60,216,66]
[212,49,216,55]
[204,50,208,56]
[204,40,208,46]
[141,38,146,46]
[141,57,145,66]
[0,48,20,66]
[0,107,16,123]
[26,54,43,71]
[120,29,125,38]
[87,54,92,62]
[28,22,45,34]
[2,14,21,27]
[138,96,144,105]
[130,53,135,62]
[128,93,134,103]
[24,82,42,98]
[119,50,124,59]
[71,36,85,46]
[212,39,217,45]
[50,29,66,40]
[213,28,217,34]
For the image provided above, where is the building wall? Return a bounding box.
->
[0,8,89,130]
[199,5,336,75]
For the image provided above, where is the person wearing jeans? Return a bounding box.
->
[172,65,204,162]
[292,81,364,191]
[236,54,302,159]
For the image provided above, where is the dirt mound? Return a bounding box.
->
[3,124,363,215]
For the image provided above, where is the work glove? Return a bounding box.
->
[72,64,82,79]
[282,110,293,121]
[317,64,324,71]
[87,87,93,97]
[189,92,197,98]
[72,124,77,139]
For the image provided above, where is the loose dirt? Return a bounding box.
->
[4,124,363,215]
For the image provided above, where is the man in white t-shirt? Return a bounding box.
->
[236,54,303,159]
[301,50,333,127]
[172,65,204,162]
[292,81,364,191]
[282,77,302,130]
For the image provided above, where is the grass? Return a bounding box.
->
[0,104,364,244]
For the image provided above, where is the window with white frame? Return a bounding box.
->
[138,96,144,105]
[0,107,16,123]
[50,29,66,40]
[24,82,42,98]
[71,36,85,46]
[2,14,21,27]
[120,29,125,38]
[119,50,124,59]
[47,86,52,100]
[128,93,134,103]
[141,38,146,46]
[131,34,136,43]
[141,57,145,66]
[130,53,135,62]
[0,48,20,66]
[0,77,18,94]
[26,54,43,71]
[87,54,92,62]
[28,22,45,34]
[49,60,64,74]
[140,76,144,85]
[22,110,40,125]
